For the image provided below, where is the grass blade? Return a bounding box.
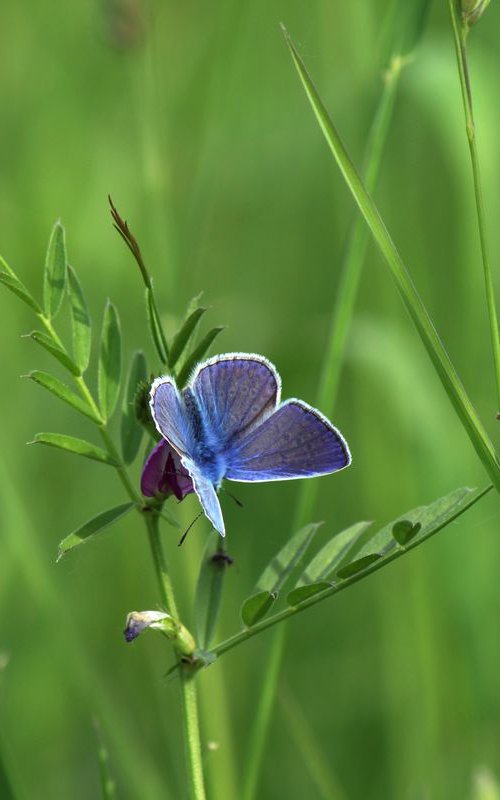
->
[25,330,81,376]
[30,432,118,466]
[98,301,122,421]
[43,220,67,319]
[121,350,148,464]
[57,502,134,559]
[282,26,500,492]
[67,265,91,374]
[25,370,102,423]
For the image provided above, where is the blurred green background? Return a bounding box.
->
[2,0,500,798]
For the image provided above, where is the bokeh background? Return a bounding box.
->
[2,1,500,798]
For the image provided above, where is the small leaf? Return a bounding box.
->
[241,522,321,626]
[121,351,148,464]
[241,591,277,628]
[58,502,134,559]
[336,554,381,579]
[392,519,421,546]
[67,265,91,373]
[295,521,372,587]
[145,288,168,363]
[195,538,232,649]
[30,433,117,465]
[169,306,207,368]
[26,331,81,376]
[98,301,122,420]
[287,582,331,606]
[26,371,102,423]
[43,221,67,318]
[177,327,226,388]
[0,256,42,312]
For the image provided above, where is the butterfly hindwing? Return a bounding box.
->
[225,399,351,482]
[182,457,225,536]
[190,353,280,446]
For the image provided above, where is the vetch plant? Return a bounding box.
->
[1,5,499,796]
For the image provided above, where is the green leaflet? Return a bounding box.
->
[26,371,101,423]
[177,327,225,388]
[57,503,135,559]
[43,221,67,319]
[98,301,122,421]
[169,306,207,369]
[121,351,148,464]
[195,537,232,649]
[241,522,321,626]
[67,265,91,374]
[25,331,81,376]
[30,432,118,466]
[0,255,41,312]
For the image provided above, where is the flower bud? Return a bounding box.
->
[462,0,490,26]
[124,610,196,656]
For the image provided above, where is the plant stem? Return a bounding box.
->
[144,511,179,617]
[212,485,491,658]
[180,673,207,800]
[447,0,500,414]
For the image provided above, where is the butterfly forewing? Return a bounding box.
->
[225,399,350,482]
[190,354,280,446]
[150,378,196,458]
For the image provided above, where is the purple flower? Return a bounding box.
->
[140,440,194,501]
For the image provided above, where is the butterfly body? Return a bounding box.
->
[150,353,351,536]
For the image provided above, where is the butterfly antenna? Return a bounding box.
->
[178,511,204,547]
[220,487,244,508]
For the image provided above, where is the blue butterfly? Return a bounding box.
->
[149,353,351,536]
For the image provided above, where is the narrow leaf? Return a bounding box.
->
[241,591,276,628]
[26,331,81,376]
[295,520,372,587]
[287,582,331,606]
[30,433,117,465]
[177,326,225,388]
[0,255,41,312]
[169,306,207,368]
[195,537,232,649]
[98,301,122,420]
[283,27,500,493]
[336,554,382,579]
[145,288,168,363]
[57,502,134,559]
[67,265,91,373]
[121,351,148,464]
[241,522,321,626]
[43,221,67,318]
[26,371,102,423]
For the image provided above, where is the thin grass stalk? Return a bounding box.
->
[283,26,500,492]
[240,48,407,800]
[447,0,500,414]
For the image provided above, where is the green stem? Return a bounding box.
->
[180,673,207,800]
[283,26,500,492]
[144,511,179,617]
[447,0,500,414]
[212,485,491,658]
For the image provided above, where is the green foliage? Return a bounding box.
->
[25,330,81,376]
[169,306,207,369]
[121,351,148,464]
[241,523,321,626]
[26,370,102,423]
[145,287,168,364]
[177,327,225,388]
[43,221,67,319]
[0,256,41,312]
[30,432,118,466]
[194,538,231,649]
[57,503,135,559]
[98,301,122,421]
[67,265,91,374]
